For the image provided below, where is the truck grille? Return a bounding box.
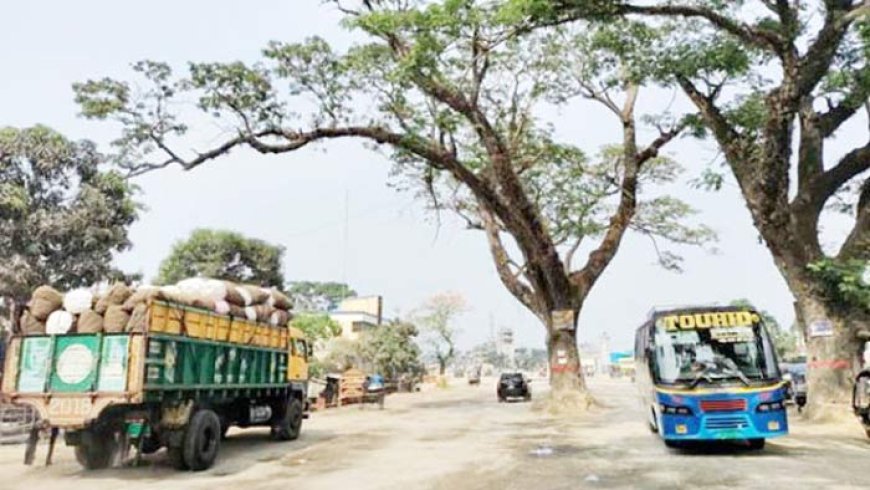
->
[704,415,750,430]
[700,399,747,412]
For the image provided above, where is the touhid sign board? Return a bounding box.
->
[658,311,761,331]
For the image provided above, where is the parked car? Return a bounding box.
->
[497,372,531,402]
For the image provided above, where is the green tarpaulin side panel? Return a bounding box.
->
[18,337,52,393]
[97,335,129,392]
[50,336,101,393]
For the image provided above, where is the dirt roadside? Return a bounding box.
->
[0,377,867,490]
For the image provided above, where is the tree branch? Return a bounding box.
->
[812,139,870,204]
[839,176,870,260]
[480,207,538,313]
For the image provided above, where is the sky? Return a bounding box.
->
[1,1,861,352]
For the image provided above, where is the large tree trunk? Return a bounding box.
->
[546,327,587,394]
[795,293,869,415]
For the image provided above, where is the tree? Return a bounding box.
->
[156,228,285,287]
[290,313,342,378]
[287,281,356,311]
[0,125,138,327]
[358,319,424,380]
[73,1,712,399]
[731,299,799,360]
[520,0,870,410]
[416,292,468,375]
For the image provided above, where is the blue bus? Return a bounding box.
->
[634,305,788,449]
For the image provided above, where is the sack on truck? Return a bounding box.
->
[126,304,148,332]
[78,309,104,334]
[21,311,46,335]
[28,286,63,321]
[95,283,133,314]
[104,305,130,333]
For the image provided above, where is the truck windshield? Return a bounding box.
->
[652,314,780,386]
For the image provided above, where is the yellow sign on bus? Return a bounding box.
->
[659,311,761,331]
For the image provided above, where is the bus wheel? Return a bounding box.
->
[182,409,221,471]
[747,438,765,450]
[74,430,118,470]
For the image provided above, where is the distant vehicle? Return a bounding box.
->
[497,373,531,402]
[852,369,870,439]
[635,305,788,450]
[781,362,807,412]
[467,365,482,385]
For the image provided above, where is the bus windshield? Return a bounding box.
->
[652,315,780,386]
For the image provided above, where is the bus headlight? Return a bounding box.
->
[756,401,785,412]
[660,403,693,416]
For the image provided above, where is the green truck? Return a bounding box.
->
[1,300,310,471]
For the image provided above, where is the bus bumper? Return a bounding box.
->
[660,410,788,441]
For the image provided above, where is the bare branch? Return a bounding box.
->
[480,207,538,313]
[839,176,870,260]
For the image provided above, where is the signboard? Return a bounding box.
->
[808,319,834,338]
[97,335,129,392]
[50,336,100,392]
[18,337,52,393]
[552,310,575,332]
[659,311,761,331]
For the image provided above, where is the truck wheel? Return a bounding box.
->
[74,431,118,470]
[272,398,303,441]
[182,409,221,471]
[167,446,188,470]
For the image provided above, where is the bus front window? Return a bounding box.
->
[653,320,779,386]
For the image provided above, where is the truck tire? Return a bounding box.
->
[272,398,303,441]
[167,446,188,470]
[182,409,221,471]
[74,430,118,470]
[747,438,766,450]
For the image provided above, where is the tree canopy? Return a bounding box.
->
[517,0,870,406]
[416,292,468,375]
[0,125,139,305]
[358,319,424,380]
[74,0,713,395]
[287,281,356,311]
[156,228,285,287]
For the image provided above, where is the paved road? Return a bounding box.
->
[0,377,868,489]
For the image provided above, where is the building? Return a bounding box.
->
[328,296,383,340]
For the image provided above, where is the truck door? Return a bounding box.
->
[288,338,308,381]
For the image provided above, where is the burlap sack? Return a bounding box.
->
[229,304,248,318]
[104,305,130,333]
[254,304,275,322]
[21,311,46,335]
[122,287,160,312]
[243,285,269,305]
[156,287,195,306]
[224,282,250,306]
[126,303,148,332]
[95,283,132,313]
[214,300,231,315]
[29,285,63,321]
[269,310,290,327]
[268,288,293,311]
[77,309,104,334]
[244,306,258,322]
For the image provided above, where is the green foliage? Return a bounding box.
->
[358,319,424,380]
[286,281,356,311]
[290,313,342,344]
[156,228,285,287]
[807,259,870,313]
[0,125,139,301]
